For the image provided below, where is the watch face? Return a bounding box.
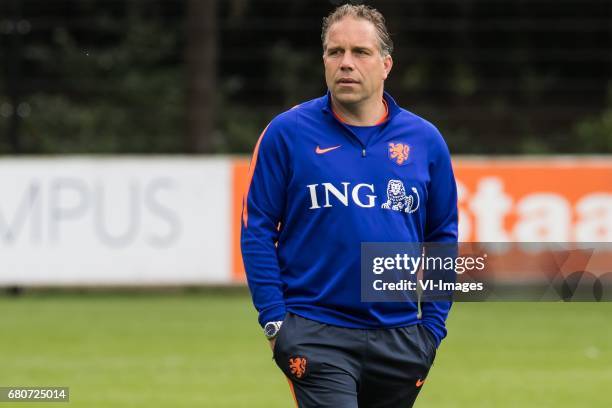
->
[264,322,278,338]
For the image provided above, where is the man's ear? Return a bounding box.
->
[382,55,393,80]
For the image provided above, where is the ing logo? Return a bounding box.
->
[306,180,420,215]
[381,179,420,214]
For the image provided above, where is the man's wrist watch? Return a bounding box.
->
[264,321,283,340]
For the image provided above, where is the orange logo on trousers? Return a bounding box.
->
[289,356,307,379]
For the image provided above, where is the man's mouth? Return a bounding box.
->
[337,78,359,84]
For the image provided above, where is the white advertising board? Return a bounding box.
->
[0,157,231,285]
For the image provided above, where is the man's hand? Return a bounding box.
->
[268,337,276,352]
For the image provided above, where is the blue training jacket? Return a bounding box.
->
[241,91,458,347]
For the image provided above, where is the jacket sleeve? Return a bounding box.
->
[240,118,290,328]
[421,128,458,347]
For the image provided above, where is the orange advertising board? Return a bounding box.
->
[232,158,612,282]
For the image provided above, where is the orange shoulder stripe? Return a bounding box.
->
[242,124,270,228]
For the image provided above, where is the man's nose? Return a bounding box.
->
[340,52,355,70]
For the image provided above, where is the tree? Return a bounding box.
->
[185,0,217,153]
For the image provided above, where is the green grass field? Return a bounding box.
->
[1,291,611,407]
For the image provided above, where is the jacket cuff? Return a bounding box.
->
[258,303,287,328]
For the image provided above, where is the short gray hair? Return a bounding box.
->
[321,4,394,56]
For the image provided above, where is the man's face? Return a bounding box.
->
[323,17,392,106]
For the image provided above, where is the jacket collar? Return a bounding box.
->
[321,90,402,123]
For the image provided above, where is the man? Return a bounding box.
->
[241,4,457,407]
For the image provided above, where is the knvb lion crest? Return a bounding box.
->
[388,142,410,165]
[288,356,308,379]
[381,179,420,214]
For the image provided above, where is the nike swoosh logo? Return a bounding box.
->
[416,379,425,387]
[315,145,341,154]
